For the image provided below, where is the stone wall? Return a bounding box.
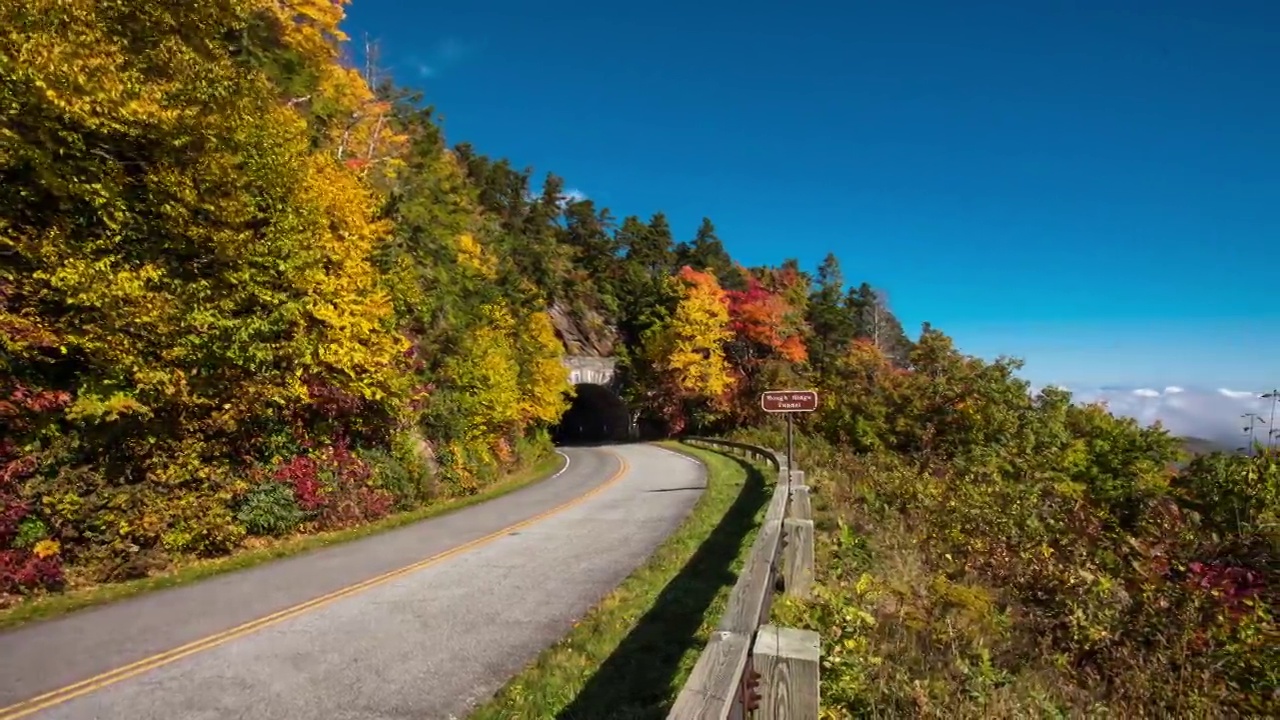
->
[563,356,617,387]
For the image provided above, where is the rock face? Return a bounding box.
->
[548,300,618,357]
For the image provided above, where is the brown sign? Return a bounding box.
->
[760,390,819,413]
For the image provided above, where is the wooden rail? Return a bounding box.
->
[669,437,820,720]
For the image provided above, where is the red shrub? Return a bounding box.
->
[0,439,35,548]
[303,377,366,420]
[1185,561,1266,618]
[272,440,394,530]
[0,549,64,594]
[274,454,325,511]
[0,497,27,548]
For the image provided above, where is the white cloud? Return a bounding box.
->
[1036,385,1278,447]
[404,38,474,80]
[521,187,589,209]
[553,188,588,210]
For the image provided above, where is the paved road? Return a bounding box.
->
[0,443,706,720]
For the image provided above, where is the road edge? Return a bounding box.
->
[0,451,569,633]
[0,450,633,720]
[468,440,773,719]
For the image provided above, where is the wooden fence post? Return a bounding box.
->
[788,485,811,522]
[781,518,814,599]
[669,437,823,720]
[753,625,820,720]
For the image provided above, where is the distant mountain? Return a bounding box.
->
[1178,436,1240,457]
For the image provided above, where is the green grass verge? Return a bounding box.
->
[0,453,565,632]
[469,441,772,720]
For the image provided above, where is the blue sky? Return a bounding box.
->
[342,0,1279,391]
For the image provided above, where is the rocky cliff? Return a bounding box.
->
[549,300,618,357]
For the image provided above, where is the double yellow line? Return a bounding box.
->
[0,451,629,720]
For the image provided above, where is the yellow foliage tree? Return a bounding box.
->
[456,232,499,281]
[643,267,736,403]
[516,310,574,427]
[439,303,523,446]
[266,0,407,175]
[0,0,409,464]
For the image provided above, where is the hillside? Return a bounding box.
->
[0,0,903,602]
[1,2,1275,717]
[1180,435,1242,456]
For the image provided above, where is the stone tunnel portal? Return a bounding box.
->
[552,383,633,445]
[552,356,634,445]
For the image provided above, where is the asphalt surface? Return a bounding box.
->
[0,443,707,720]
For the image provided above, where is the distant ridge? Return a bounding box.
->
[1178,436,1241,457]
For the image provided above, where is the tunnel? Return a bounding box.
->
[552,383,634,445]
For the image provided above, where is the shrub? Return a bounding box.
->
[236,482,305,537]
[11,516,48,549]
[360,449,420,510]
[0,549,64,595]
[157,496,246,557]
[272,441,396,531]
[734,392,1278,715]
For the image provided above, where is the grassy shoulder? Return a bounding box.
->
[469,441,770,720]
[0,453,564,632]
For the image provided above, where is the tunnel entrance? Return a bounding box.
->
[553,383,633,445]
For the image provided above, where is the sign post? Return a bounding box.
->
[759,390,819,486]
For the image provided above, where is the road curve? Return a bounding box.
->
[0,443,707,720]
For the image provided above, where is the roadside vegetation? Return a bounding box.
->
[0,453,561,630]
[0,0,816,611]
[729,332,1277,717]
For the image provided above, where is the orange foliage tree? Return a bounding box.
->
[639,267,735,433]
[719,275,809,426]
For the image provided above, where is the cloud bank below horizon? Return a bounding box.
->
[1032,384,1278,448]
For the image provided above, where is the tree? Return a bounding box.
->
[806,252,857,376]
[620,212,675,277]
[562,198,618,280]
[847,282,912,365]
[639,268,735,433]
[614,215,675,343]
[676,218,743,291]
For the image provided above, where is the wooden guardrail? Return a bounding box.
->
[669,437,820,720]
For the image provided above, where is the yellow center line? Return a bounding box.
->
[0,451,630,720]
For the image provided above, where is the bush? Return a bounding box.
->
[752,434,1278,717]
[733,330,1279,718]
[273,441,396,531]
[157,496,247,557]
[0,549,64,596]
[236,482,305,537]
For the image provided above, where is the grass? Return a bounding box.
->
[0,453,565,632]
[469,441,772,720]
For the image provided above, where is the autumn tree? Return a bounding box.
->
[716,275,809,426]
[848,282,912,365]
[810,340,902,452]
[0,0,414,570]
[638,268,735,433]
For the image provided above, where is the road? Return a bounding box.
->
[0,443,706,720]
